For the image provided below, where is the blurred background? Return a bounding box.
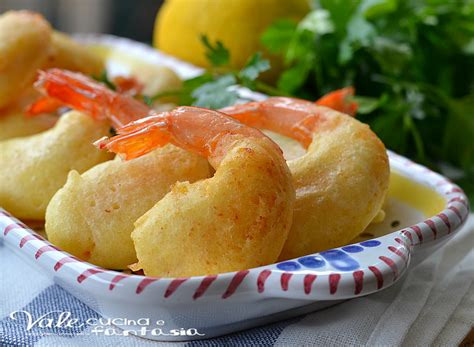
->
[0,0,162,42]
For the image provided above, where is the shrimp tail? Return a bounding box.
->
[32,68,150,128]
[112,76,144,96]
[26,95,64,116]
[94,115,171,160]
[316,87,358,116]
[96,106,273,161]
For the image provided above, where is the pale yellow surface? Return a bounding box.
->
[154,0,309,69]
[271,131,445,218]
[89,45,182,104]
[129,62,181,97]
[0,99,57,141]
[45,146,211,269]
[132,137,295,277]
[44,31,104,76]
[0,11,52,108]
[0,12,104,141]
[389,171,445,217]
[371,209,386,224]
[0,111,112,220]
[0,111,55,142]
[274,110,390,260]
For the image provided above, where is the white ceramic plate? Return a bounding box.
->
[0,35,469,341]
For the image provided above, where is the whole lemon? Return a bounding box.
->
[154,0,310,69]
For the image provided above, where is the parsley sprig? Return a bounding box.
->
[108,3,474,199]
[94,71,116,91]
[151,35,273,109]
[258,0,474,200]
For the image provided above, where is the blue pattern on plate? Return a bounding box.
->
[319,250,359,271]
[298,256,325,268]
[276,239,385,272]
[360,240,382,247]
[341,245,364,253]
[276,261,301,271]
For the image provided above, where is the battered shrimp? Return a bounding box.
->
[0,70,132,220]
[44,31,104,77]
[128,62,182,109]
[221,97,389,260]
[0,111,112,220]
[30,69,150,128]
[0,11,104,140]
[0,108,56,141]
[97,107,295,277]
[0,11,52,109]
[36,70,211,269]
[315,87,358,116]
[46,147,211,269]
[0,88,57,141]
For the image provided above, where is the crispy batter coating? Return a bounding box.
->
[222,98,389,260]
[45,146,211,269]
[0,12,104,140]
[44,31,104,77]
[0,11,52,108]
[132,137,295,277]
[0,111,112,219]
[0,109,56,141]
[278,109,389,260]
[0,89,57,141]
[130,62,182,98]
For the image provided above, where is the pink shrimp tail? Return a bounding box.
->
[31,69,151,128]
[96,106,273,161]
[222,97,324,148]
[316,87,358,116]
[95,113,171,160]
[26,96,64,116]
[112,76,144,96]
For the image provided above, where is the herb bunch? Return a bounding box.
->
[152,0,474,199]
[261,0,474,199]
[150,35,273,109]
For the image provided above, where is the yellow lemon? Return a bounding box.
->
[154,0,310,69]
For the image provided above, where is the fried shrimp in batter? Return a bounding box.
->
[0,70,126,220]
[46,147,211,269]
[0,11,105,141]
[44,31,104,77]
[97,107,295,277]
[222,96,389,260]
[0,111,112,220]
[0,11,52,109]
[0,88,57,141]
[35,70,211,269]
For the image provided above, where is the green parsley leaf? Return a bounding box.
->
[361,0,397,19]
[353,96,380,114]
[191,74,239,109]
[277,62,310,94]
[443,94,474,178]
[178,73,214,105]
[201,35,230,67]
[298,9,334,35]
[261,19,297,54]
[143,95,153,106]
[338,15,376,64]
[238,53,270,88]
[93,70,116,91]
